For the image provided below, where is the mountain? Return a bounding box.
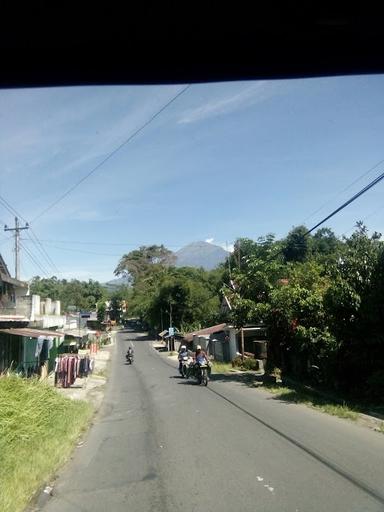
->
[102,276,130,291]
[175,241,228,270]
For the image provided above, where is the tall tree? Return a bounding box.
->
[282,225,311,263]
[114,245,175,284]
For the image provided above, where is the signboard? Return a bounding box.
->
[168,327,175,337]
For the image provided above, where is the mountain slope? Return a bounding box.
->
[175,241,228,270]
[102,276,130,291]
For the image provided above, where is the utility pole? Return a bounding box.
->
[169,300,172,328]
[4,217,29,280]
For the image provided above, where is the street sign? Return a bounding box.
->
[168,327,175,336]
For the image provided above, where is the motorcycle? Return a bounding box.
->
[126,353,134,365]
[179,354,189,378]
[186,360,210,386]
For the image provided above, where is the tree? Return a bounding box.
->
[114,245,175,284]
[312,227,340,260]
[282,225,311,263]
[30,277,108,312]
[97,302,106,323]
[323,223,383,393]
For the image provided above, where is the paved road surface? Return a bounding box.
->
[38,330,384,512]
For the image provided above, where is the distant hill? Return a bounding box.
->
[102,276,130,291]
[175,241,228,270]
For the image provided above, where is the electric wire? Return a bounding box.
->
[19,241,50,277]
[301,158,384,224]
[0,193,61,275]
[303,169,384,236]
[263,168,384,263]
[27,228,61,275]
[31,84,192,223]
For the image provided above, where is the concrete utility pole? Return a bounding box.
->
[4,217,29,280]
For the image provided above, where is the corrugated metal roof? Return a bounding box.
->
[183,323,227,342]
[0,328,65,338]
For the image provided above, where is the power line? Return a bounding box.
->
[27,228,61,275]
[341,204,384,237]
[264,168,384,263]
[0,195,28,223]
[20,241,122,257]
[19,241,50,277]
[0,193,61,275]
[301,158,384,224]
[304,169,384,236]
[31,84,192,223]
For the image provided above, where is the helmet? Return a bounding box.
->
[196,344,202,350]
[180,345,186,351]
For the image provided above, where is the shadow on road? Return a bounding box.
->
[209,372,264,388]
[176,379,201,386]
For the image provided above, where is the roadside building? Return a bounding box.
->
[0,253,66,375]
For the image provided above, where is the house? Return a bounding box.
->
[0,253,67,375]
[0,327,64,375]
[183,323,230,361]
[182,322,268,363]
[0,254,30,326]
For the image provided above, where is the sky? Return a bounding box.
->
[1,75,384,283]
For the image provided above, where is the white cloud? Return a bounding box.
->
[178,82,272,124]
[205,238,234,253]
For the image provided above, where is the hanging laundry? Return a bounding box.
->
[35,335,45,357]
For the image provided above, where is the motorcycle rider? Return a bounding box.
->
[126,346,134,360]
[195,344,208,364]
[178,344,188,372]
[195,344,211,376]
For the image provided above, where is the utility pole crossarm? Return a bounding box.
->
[4,216,29,280]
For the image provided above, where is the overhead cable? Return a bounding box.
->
[302,158,384,224]
[304,169,384,236]
[31,84,192,223]
[0,194,60,275]
[19,241,50,277]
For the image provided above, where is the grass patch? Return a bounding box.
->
[0,374,93,512]
[261,382,359,421]
[211,361,232,374]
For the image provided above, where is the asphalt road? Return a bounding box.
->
[38,331,384,512]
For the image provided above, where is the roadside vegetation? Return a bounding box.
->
[211,361,232,374]
[261,382,359,421]
[0,375,92,512]
[116,223,384,406]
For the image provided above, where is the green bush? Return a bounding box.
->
[232,356,259,371]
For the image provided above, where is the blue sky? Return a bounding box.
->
[1,75,384,282]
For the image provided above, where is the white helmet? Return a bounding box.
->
[180,345,186,351]
[196,344,202,350]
